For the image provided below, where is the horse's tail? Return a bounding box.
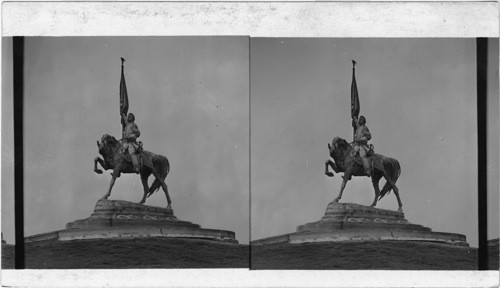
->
[379,157,401,200]
[147,155,170,198]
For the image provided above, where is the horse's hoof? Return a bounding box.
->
[166,204,172,209]
[325,172,334,177]
[94,169,103,174]
[333,199,339,203]
[397,208,403,213]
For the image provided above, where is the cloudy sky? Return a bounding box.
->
[2,37,249,244]
[2,37,498,248]
[250,38,498,247]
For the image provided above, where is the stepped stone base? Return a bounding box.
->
[25,199,238,244]
[251,202,468,247]
[65,199,199,230]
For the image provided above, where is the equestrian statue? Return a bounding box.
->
[324,60,402,212]
[93,58,172,208]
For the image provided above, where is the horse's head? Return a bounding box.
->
[330,136,351,162]
[331,137,350,151]
[97,134,119,155]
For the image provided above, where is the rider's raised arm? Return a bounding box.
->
[121,112,128,127]
[352,115,359,128]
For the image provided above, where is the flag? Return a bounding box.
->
[351,60,360,138]
[120,58,129,117]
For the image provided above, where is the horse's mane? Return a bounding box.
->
[102,134,119,144]
[333,137,350,149]
[99,134,121,156]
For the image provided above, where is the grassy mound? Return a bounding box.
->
[3,239,497,270]
[251,240,499,270]
[2,238,249,269]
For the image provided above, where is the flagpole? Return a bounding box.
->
[352,61,355,141]
[351,60,359,142]
[119,57,129,130]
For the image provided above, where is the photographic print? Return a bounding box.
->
[250,38,499,270]
[1,2,499,287]
[2,36,249,268]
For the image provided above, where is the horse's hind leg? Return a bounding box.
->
[388,179,402,212]
[370,174,382,207]
[139,175,149,204]
[163,184,171,209]
[153,171,172,208]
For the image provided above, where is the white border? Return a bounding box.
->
[2,270,500,287]
[2,2,499,37]
[1,1,499,287]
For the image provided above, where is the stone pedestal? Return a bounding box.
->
[251,202,468,246]
[26,199,238,244]
[297,202,430,233]
[66,199,199,230]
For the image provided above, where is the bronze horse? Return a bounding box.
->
[94,134,172,208]
[324,137,402,211]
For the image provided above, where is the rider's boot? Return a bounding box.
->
[131,154,141,174]
[361,156,371,177]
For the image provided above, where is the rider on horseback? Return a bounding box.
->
[121,112,141,173]
[352,115,372,177]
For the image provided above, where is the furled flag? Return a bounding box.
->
[119,57,129,127]
[351,60,360,139]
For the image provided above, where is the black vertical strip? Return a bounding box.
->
[13,36,25,269]
[476,38,488,270]
[248,36,252,269]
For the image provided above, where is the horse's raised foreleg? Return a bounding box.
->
[153,171,172,208]
[94,157,108,174]
[325,160,335,177]
[333,174,349,203]
[325,159,341,177]
[101,174,117,200]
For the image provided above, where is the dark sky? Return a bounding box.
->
[2,37,249,244]
[250,38,499,247]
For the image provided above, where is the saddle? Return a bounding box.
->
[351,143,375,166]
[119,141,144,164]
[120,150,141,163]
